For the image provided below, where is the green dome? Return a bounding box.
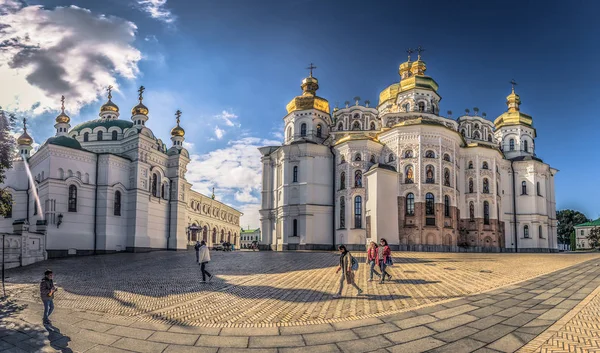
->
[44,136,84,150]
[70,119,133,133]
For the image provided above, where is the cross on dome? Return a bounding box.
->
[60,95,65,113]
[306,63,317,77]
[510,79,518,92]
[416,46,425,59]
[23,117,27,131]
[406,48,414,61]
[107,85,113,100]
[138,86,145,102]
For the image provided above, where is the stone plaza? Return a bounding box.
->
[1,250,600,352]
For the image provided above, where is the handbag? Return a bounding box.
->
[385,256,393,266]
[351,256,359,271]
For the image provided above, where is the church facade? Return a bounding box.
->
[259,55,558,252]
[0,88,241,257]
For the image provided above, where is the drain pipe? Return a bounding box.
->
[511,160,518,253]
[329,146,336,250]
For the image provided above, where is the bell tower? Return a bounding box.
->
[494,80,536,158]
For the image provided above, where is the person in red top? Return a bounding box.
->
[366,241,381,282]
[378,238,393,284]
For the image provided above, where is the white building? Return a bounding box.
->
[0,88,241,257]
[240,227,261,248]
[259,55,558,252]
[574,219,600,249]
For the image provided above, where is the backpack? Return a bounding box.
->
[351,256,359,271]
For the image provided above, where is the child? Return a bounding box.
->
[40,269,57,324]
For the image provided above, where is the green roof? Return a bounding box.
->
[575,218,600,227]
[70,119,133,133]
[241,228,260,233]
[43,136,85,150]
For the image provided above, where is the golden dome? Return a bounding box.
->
[171,109,185,137]
[494,87,534,132]
[17,131,33,146]
[131,102,148,116]
[100,85,119,113]
[55,95,70,124]
[286,73,330,114]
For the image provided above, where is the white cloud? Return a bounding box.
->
[137,0,174,23]
[239,203,261,229]
[235,188,259,203]
[182,141,194,150]
[0,2,142,114]
[214,126,225,139]
[216,110,239,127]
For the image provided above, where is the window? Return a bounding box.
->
[355,153,361,161]
[293,219,298,236]
[388,154,394,162]
[469,178,474,193]
[83,132,89,142]
[488,134,493,142]
[293,166,298,182]
[161,183,165,199]
[469,201,475,221]
[370,155,376,163]
[354,196,362,228]
[4,195,12,218]
[112,131,118,140]
[340,155,345,163]
[352,121,360,130]
[425,165,434,184]
[97,131,103,141]
[461,129,466,137]
[483,201,490,225]
[340,196,345,228]
[468,161,473,169]
[354,170,362,188]
[404,150,414,158]
[444,168,450,186]
[340,172,346,190]
[474,124,479,129]
[33,188,39,215]
[68,185,77,212]
[406,193,415,216]
[403,103,410,112]
[316,124,322,138]
[483,178,489,193]
[405,165,414,184]
[524,225,529,238]
[521,181,527,195]
[581,230,584,236]
[338,122,343,131]
[482,162,488,169]
[425,150,435,158]
[443,154,451,162]
[473,131,480,140]
[370,122,376,130]
[152,174,158,197]
[537,182,541,196]
[287,127,292,139]
[212,228,217,243]
[425,193,435,215]
[523,140,528,152]
[444,195,450,217]
[300,123,307,137]
[418,102,425,112]
[114,191,121,216]
[539,225,543,238]
[509,139,515,151]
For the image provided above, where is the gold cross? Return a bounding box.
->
[60,95,65,113]
[138,86,145,102]
[175,110,182,124]
[23,117,27,131]
[510,79,517,91]
[416,46,425,59]
[306,63,317,77]
[107,85,113,100]
[406,48,414,61]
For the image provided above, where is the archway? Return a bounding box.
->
[220,229,225,242]
[202,226,208,242]
[212,228,217,243]
[228,231,231,243]
[191,223,198,242]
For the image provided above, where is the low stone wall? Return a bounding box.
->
[1,231,47,269]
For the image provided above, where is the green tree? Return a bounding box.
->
[570,231,576,251]
[587,227,600,250]
[0,109,17,217]
[557,209,590,245]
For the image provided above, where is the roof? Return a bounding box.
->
[575,218,600,228]
[509,155,545,163]
[368,163,397,172]
[70,119,133,133]
[241,228,260,233]
[43,136,85,150]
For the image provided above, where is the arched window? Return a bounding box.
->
[370,155,376,163]
[483,201,490,225]
[338,122,343,131]
[287,127,292,139]
[340,155,346,163]
[388,154,394,162]
[300,123,307,137]
[403,103,410,112]
[114,191,121,216]
[418,102,425,112]
[151,174,158,197]
[68,185,77,212]
[112,131,118,140]
[473,131,480,140]
[537,182,541,196]
[212,228,217,243]
[444,195,450,217]
[293,166,298,182]
[468,161,473,169]
[469,178,474,193]
[97,131,103,141]
[474,124,480,129]
[33,188,39,215]
[352,121,360,130]
[509,139,515,151]
[293,219,298,236]
[461,129,466,137]
[444,168,451,187]
[488,134,493,142]
[354,170,362,188]
[524,225,529,238]
[202,226,208,242]
[161,183,165,199]
[340,172,346,190]
[425,193,435,216]
[425,165,434,184]
[370,122,376,130]
[523,140,528,152]
[405,165,414,184]
[83,132,89,142]
[539,225,543,238]
[443,154,451,162]
[404,150,414,158]
[483,178,489,194]
[355,153,361,161]
[354,196,362,228]
[482,162,489,169]
[340,196,345,228]
[469,201,475,221]
[4,194,12,218]
[425,150,435,158]
[406,193,415,216]
[521,181,527,195]
[221,229,225,242]
[316,124,322,138]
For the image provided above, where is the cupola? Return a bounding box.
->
[131,85,149,127]
[170,110,185,148]
[17,117,34,157]
[285,63,330,114]
[99,85,119,120]
[54,95,71,137]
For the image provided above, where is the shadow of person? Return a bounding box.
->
[44,325,73,353]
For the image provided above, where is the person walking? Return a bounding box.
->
[378,238,393,284]
[198,240,213,282]
[40,269,57,325]
[334,245,362,298]
[194,240,201,263]
[367,241,382,282]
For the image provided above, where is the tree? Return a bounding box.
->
[570,231,576,251]
[557,209,590,245]
[0,109,16,217]
[587,227,600,250]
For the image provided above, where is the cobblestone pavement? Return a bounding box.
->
[1,251,600,353]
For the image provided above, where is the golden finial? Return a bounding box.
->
[416,46,425,60]
[23,117,27,132]
[510,79,517,93]
[306,63,317,77]
[138,85,145,103]
[175,109,182,125]
[60,95,65,113]
[107,85,113,100]
[211,187,215,200]
[406,48,413,61]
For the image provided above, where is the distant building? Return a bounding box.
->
[240,227,261,248]
[574,219,600,249]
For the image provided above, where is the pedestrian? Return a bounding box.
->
[198,240,213,282]
[334,245,362,298]
[40,269,57,325]
[367,241,381,282]
[194,240,201,263]
[378,238,393,284]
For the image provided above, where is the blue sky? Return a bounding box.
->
[2,0,599,226]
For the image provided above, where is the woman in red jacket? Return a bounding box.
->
[378,238,393,284]
[366,241,381,282]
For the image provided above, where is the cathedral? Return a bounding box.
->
[0,87,241,257]
[259,53,558,252]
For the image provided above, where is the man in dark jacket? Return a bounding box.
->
[194,241,201,263]
[40,269,56,324]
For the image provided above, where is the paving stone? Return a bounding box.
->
[96,315,136,326]
[440,299,472,308]
[515,325,549,335]
[221,327,279,336]
[86,345,133,353]
[352,323,399,339]
[433,326,479,343]
[280,324,334,335]
[130,321,173,332]
[469,324,516,343]
[468,306,504,319]
[554,299,580,310]
[426,314,478,332]
[494,299,523,309]
[501,313,538,327]
[195,335,248,348]
[336,336,393,353]
[412,305,443,316]
[387,337,446,353]
[303,330,358,345]
[470,298,498,307]
[105,326,154,340]
[427,338,486,353]
[536,308,569,321]
[512,293,537,301]
[380,311,417,323]
[280,344,340,353]
[220,349,278,353]
[248,335,304,348]
[51,336,97,352]
[495,306,527,318]
[147,331,199,346]
[486,331,536,352]
[168,326,221,335]
[75,329,121,345]
[111,337,168,353]
[331,318,383,330]
[522,319,555,328]
[393,315,437,329]
[163,345,218,353]
[384,326,436,344]
[472,348,503,353]
[432,304,478,319]
[540,297,564,306]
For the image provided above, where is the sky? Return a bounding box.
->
[1,0,599,227]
